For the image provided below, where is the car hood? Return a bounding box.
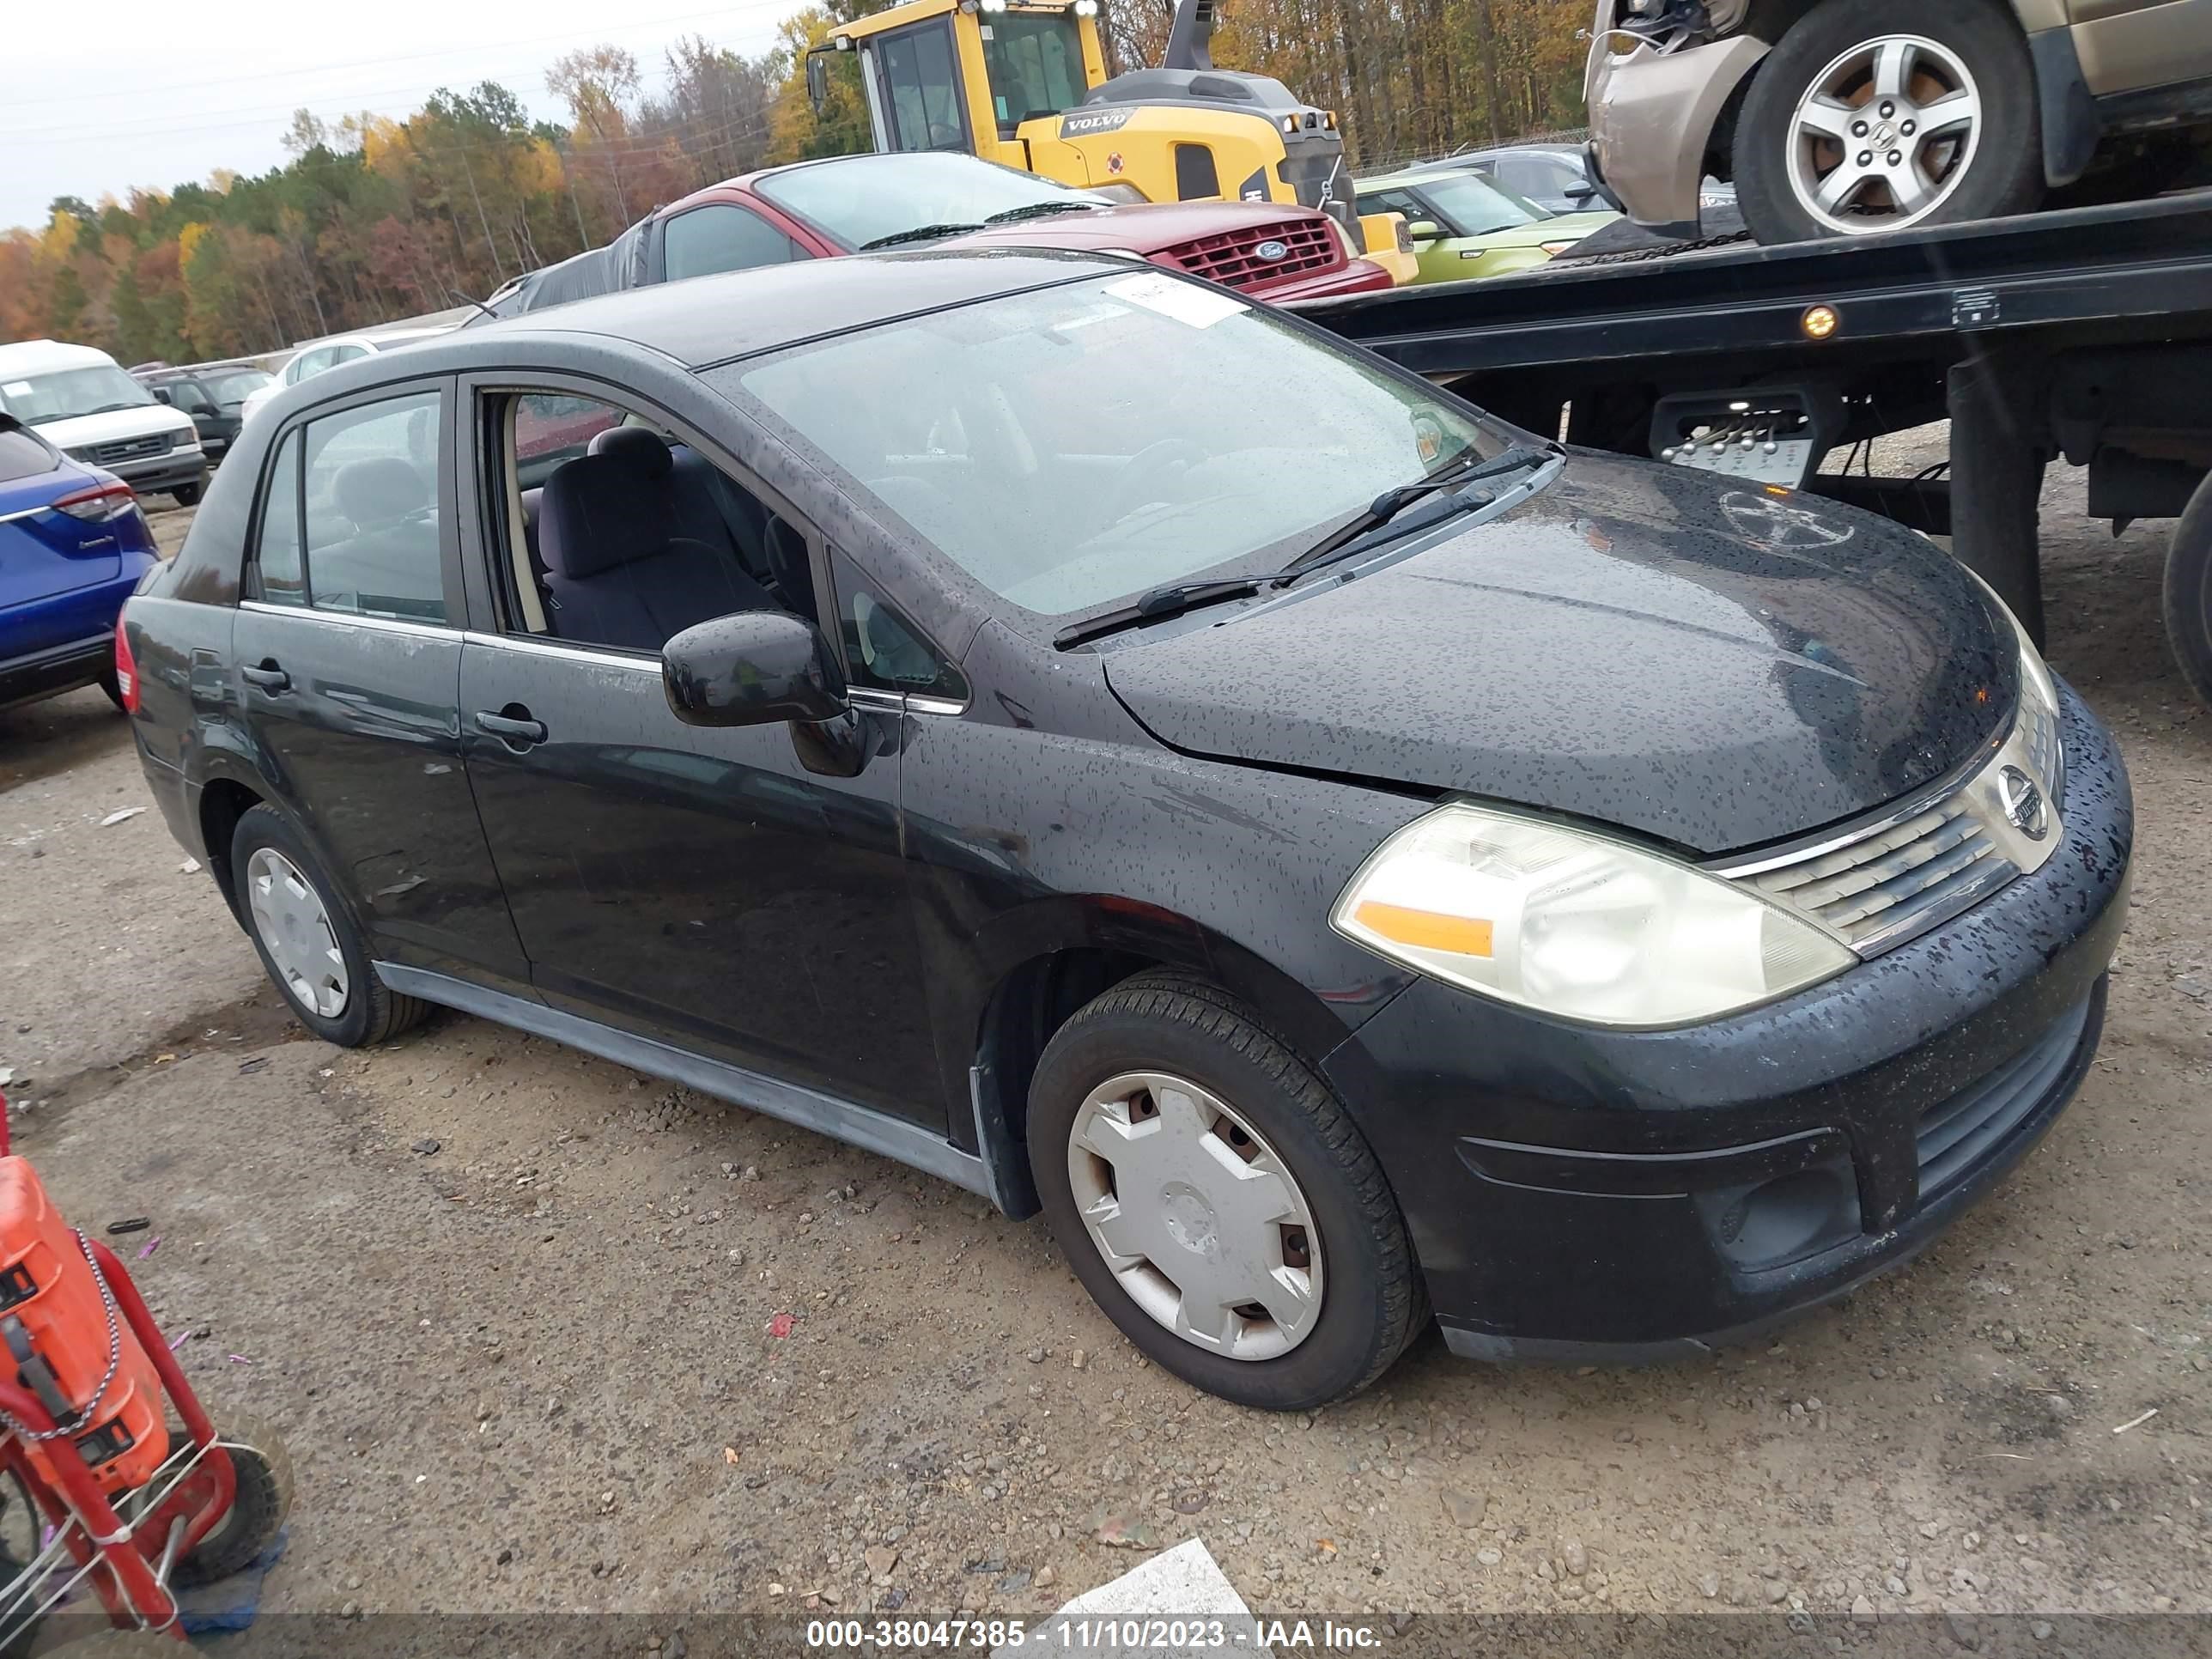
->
[1100,456,2015,856]
[950,199,1329,257]
[33,405,197,454]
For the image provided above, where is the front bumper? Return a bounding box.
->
[104,451,207,495]
[1322,681,2132,1360]
[1588,33,1767,237]
[1257,258,1398,303]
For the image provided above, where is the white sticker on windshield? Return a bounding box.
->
[1103,271,1248,330]
[2,383,31,398]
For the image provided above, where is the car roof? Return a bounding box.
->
[0,339,120,374]
[448,247,1125,369]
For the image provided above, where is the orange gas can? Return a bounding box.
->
[0,1158,167,1492]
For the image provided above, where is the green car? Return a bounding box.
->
[1353,165,1621,284]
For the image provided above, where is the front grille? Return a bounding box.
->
[1158,220,1340,289]
[1917,994,2092,1197]
[1747,799,2002,950]
[84,433,172,465]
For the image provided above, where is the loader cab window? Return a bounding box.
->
[981,14,1085,137]
[876,21,968,152]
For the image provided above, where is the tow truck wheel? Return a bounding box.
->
[2163,471,2212,709]
[1735,0,2043,243]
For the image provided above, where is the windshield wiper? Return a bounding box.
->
[1053,576,1271,650]
[984,200,1107,225]
[1277,444,1551,586]
[860,222,986,251]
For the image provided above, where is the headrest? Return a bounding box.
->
[587,424,674,478]
[538,453,675,580]
[333,458,428,528]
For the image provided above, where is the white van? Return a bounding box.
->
[0,341,206,505]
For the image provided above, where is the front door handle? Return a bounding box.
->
[241,662,290,693]
[474,709,548,746]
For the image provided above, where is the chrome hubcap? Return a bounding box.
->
[1788,34,1982,233]
[1066,1072,1323,1361]
[245,848,349,1019]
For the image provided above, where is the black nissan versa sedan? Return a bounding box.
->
[118,249,2131,1410]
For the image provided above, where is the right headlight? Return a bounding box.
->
[1332,804,1855,1028]
[1960,568,2063,805]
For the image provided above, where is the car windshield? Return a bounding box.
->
[199,368,272,406]
[755,153,1105,251]
[0,364,158,426]
[1420,172,1550,234]
[720,272,1506,621]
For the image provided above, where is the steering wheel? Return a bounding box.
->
[1107,439,1206,520]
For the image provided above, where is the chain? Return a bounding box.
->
[0,1232,124,1445]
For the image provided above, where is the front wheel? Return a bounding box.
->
[1733,0,2043,243]
[1027,973,1425,1411]
[2164,471,2212,709]
[169,482,203,507]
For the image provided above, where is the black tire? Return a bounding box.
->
[2164,471,2212,709]
[169,483,203,507]
[229,804,428,1047]
[1027,972,1425,1411]
[172,1409,294,1589]
[1734,0,2043,244]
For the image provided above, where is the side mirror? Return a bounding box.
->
[1563,182,1598,204]
[1407,220,1442,242]
[805,52,830,114]
[151,387,173,404]
[663,610,848,729]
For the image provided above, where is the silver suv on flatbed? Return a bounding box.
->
[1587,0,2212,242]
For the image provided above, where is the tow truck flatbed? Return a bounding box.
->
[1293,190,2212,697]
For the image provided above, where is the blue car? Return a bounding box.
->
[0,415,160,714]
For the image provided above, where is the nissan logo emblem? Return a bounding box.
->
[1998,766,2049,841]
[1255,240,1289,262]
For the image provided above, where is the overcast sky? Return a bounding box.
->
[0,0,810,233]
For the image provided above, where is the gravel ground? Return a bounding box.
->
[0,471,2207,1630]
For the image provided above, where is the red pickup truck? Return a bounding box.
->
[483,150,1395,319]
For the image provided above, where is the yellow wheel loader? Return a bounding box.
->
[805,0,1416,282]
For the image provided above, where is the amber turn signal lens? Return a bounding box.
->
[1351,902,1494,959]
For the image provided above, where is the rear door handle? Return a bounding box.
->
[241,663,290,693]
[474,709,548,745]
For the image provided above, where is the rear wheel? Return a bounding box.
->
[1027,973,1425,1411]
[2164,471,2212,709]
[1734,0,2042,243]
[229,805,427,1047]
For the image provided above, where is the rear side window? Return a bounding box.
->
[0,424,58,483]
[251,392,445,623]
[663,205,803,282]
[250,430,307,605]
[302,392,445,623]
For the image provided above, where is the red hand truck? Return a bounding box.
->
[0,1092,290,1653]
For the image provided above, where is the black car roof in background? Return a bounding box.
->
[450,247,1127,370]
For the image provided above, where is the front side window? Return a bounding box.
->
[483,389,820,656]
[293,392,446,623]
[201,368,272,408]
[757,153,1103,252]
[980,13,1085,133]
[662,205,804,282]
[0,363,157,427]
[723,274,1499,622]
[876,21,966,152]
